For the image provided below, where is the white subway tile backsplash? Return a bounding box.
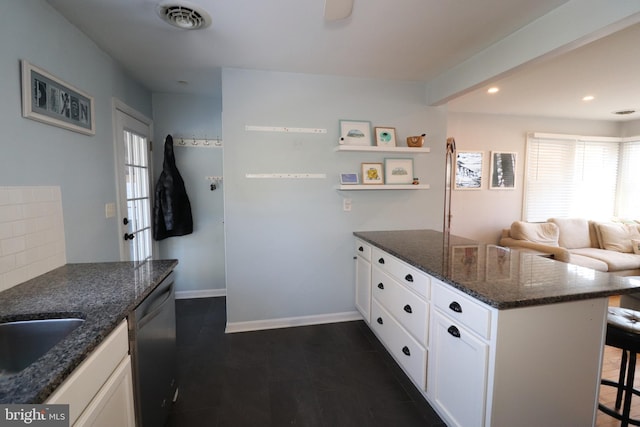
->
[0,186,66,292]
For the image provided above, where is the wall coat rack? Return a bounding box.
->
[175,138,222,148]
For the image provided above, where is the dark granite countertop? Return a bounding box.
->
[0,260,178,404]
[354,229,640,309]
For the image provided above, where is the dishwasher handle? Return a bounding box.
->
[137,279,174,330]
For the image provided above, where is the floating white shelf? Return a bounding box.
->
[334,145,430,153]
[336,184,430,191]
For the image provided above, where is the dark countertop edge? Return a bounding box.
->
[354,232,637,310]
[0,259,178,404]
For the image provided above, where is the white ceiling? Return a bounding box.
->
[447,22,640,122]
[47,0,640,121]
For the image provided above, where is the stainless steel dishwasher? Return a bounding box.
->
[128,271,177,427]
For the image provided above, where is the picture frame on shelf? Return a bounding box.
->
[339,120,372,146]
[361,162,384,184]
[455,151,483,190]
[489,151,517,190]
[340,173,359,185]
[21,60,95,135]
[384,158,413,184]
[374,127,396,147]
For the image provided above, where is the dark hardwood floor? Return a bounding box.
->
[167,297,445,427]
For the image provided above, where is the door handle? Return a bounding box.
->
[124,233,135,241]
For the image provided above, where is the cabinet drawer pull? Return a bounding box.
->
[449,301,463,313]
[405,274,413,282]
[377,283,384,290]
[378,258,385,264]
[402,346,411,356]
[358,246,364,252]
[448,325,461,338]
[377,317,384,325]
[403,304,412,314]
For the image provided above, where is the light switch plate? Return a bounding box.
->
[105,202,116,218]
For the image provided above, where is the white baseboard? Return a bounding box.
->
[175,288,226,299]
[225,310,363,333]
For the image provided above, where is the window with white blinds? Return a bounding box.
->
[617,139,640,219]
[524,134,620,222]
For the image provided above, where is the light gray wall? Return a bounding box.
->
[222,68,447,324]
[151,93,225,294]
[447,112,621,243]
[0,1,151,262]
[621,119,640,137]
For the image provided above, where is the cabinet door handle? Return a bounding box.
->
[377,283,384,290]
[449,301,462,313]
[377,317,384,325]
[448,325,461,338]
[405,274,413,282]
[378,258,385,264]
[403,304,412,314]
[358,246,364,252]
[402,346,411,356]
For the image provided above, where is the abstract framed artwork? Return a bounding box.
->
[455,151,483,190]
[374,127,397,147]
[490,151,517,189]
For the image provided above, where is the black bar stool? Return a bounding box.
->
[599,307,640,426]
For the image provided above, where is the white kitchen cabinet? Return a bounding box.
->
[356,238,610,427]
[355,239,372,323]
[47,320,135,427]
[428,309,488,427]
[359,244,430,390]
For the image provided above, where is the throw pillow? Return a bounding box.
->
[597,222,640,253]
[510,221,559,246]
[547,218,591,249]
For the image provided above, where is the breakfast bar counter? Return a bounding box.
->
[353,229,640,427]
[354,229,640,309]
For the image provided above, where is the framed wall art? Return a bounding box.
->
[490,151,517,189]
[384,158,413,184]
[455,151,483,190]
[361,162,384,184]
[339,120,372,146]
[21,60,95,135]
[340,173,359,185]
[374,127,396,147]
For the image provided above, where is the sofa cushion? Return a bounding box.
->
[547,218,592,249]
[570,248,640,271]
[596,222,640,253]
[633,239,640,255]
[565,252,609,272]
[510,221,559,246]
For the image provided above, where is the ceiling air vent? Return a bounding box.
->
[156,2,211,30]
[613,109,637,116]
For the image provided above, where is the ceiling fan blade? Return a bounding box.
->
[324,0,354,21]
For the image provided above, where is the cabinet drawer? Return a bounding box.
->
[371,248,429,299]
[371,299,427,390]
[372,266,428,344]
[355,239,371,261]
[432,279,491,340]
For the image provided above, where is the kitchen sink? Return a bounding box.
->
[0,317,85,376]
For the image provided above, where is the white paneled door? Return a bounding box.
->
[114,102,153,262]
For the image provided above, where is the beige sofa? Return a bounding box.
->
[499,218,640,276]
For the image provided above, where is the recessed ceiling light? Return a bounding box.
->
[582,95,595,102]
[487,87,499,94]
[156,2,211,30]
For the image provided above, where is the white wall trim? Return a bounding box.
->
[225,310,363,334]
[175,288,226,299]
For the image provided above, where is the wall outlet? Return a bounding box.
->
[343,198,352,212]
